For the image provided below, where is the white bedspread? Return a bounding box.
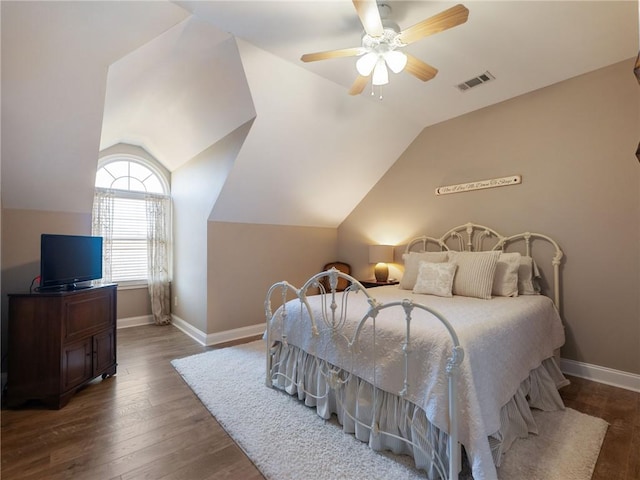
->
[268,285,566,480]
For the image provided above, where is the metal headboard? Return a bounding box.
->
[404,222,564,311]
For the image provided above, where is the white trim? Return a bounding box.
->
[117,315,154,329]
[171,315,207,345]
[115,282,148,291]
[561,358,640,393]
[171,315,265,347]
[204,323,265,346]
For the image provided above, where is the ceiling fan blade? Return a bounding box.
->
[397,4,469,45]
[301,47,364,63]
[404,54,438,82]
[353,0,384,37]
[349,75,369,95]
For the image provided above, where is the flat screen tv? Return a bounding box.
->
[40,234,103,290]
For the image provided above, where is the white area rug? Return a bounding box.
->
[172,340,608,480]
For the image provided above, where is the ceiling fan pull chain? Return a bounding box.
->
[370,83,383,100]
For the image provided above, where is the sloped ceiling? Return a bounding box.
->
[1,1,190,213]
[100,16,255,171]
[181,1,638,126]
[209,38,422,226]
[1,1,638,228]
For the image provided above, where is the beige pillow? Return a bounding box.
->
[448,250,500,300]
[492,252,521,297]
[413,261,457,297]
[518,256,541,295]
[399,251,449,290]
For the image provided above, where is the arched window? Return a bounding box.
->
[93,155,171,292]
[95,157,168,194]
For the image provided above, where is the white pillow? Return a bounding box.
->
[399,251,449,290]
[518,256,542,295]
[447,250,500,300]
[492,252,521,297]
[413,261,457,297]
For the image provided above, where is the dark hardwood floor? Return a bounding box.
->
[560,374,640,480]
[1,325,264,480]
[2,324,638,479]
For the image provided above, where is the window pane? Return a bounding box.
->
[127,177,146,193]
[95,169,114,188]
[129,162,153,182]
[111,240,147,281]
[111,177,130,191]
[143,176,164,194]
[111,197,148,282]
[104,161,129,179]
[96,159,167,195]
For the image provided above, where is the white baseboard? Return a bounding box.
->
[117,315,154,329]
[561,358,640,393]
[171,315,207,345]
[171,315,265,347]
[204,323,265,346]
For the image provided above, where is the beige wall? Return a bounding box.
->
[117,287,152,320]
[207,222,337,333]
[338,59,640,375]
[1,208,91,295]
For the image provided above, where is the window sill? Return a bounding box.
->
[115,281,148,291]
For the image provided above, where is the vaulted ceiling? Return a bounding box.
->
[2,1,637,227]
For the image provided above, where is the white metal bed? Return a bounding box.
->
[264,223,567,480]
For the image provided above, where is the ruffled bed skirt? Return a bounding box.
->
[269,341,569,479]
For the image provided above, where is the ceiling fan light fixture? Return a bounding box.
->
[301,2,469,96]
[384,50,407,73]
[372,58,389,85]
[356,52,379,76]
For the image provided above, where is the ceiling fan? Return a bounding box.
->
[300,0,469,95]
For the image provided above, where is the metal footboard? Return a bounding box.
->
[264,268,465,480]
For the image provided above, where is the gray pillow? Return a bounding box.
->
[399,251,449,290]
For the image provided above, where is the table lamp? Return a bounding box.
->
[369,245,394,282]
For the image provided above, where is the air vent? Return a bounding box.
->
[456,71,495,92]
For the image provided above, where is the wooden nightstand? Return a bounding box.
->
[359,279,399,288]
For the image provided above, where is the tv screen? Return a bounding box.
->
[40,234,103,289]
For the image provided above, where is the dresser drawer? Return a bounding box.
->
[63,290,114,341]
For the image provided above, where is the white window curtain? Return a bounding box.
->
[93,188,172,326]
[146,194,172,325]
[92,189,114,283]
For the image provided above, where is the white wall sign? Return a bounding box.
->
[435,175,522,196]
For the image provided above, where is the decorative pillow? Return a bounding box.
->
[399,251,449,290]
[413,261,457,297]
[492,252,521,297]
[447,250,500,300]
[518,256,542,295]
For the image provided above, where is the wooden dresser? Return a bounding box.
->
[6,284,117,409]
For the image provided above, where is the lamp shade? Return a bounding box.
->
[369,245,394,264]
[384,50,407,74]
[356,52,378,76]
[371,58,389,86]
